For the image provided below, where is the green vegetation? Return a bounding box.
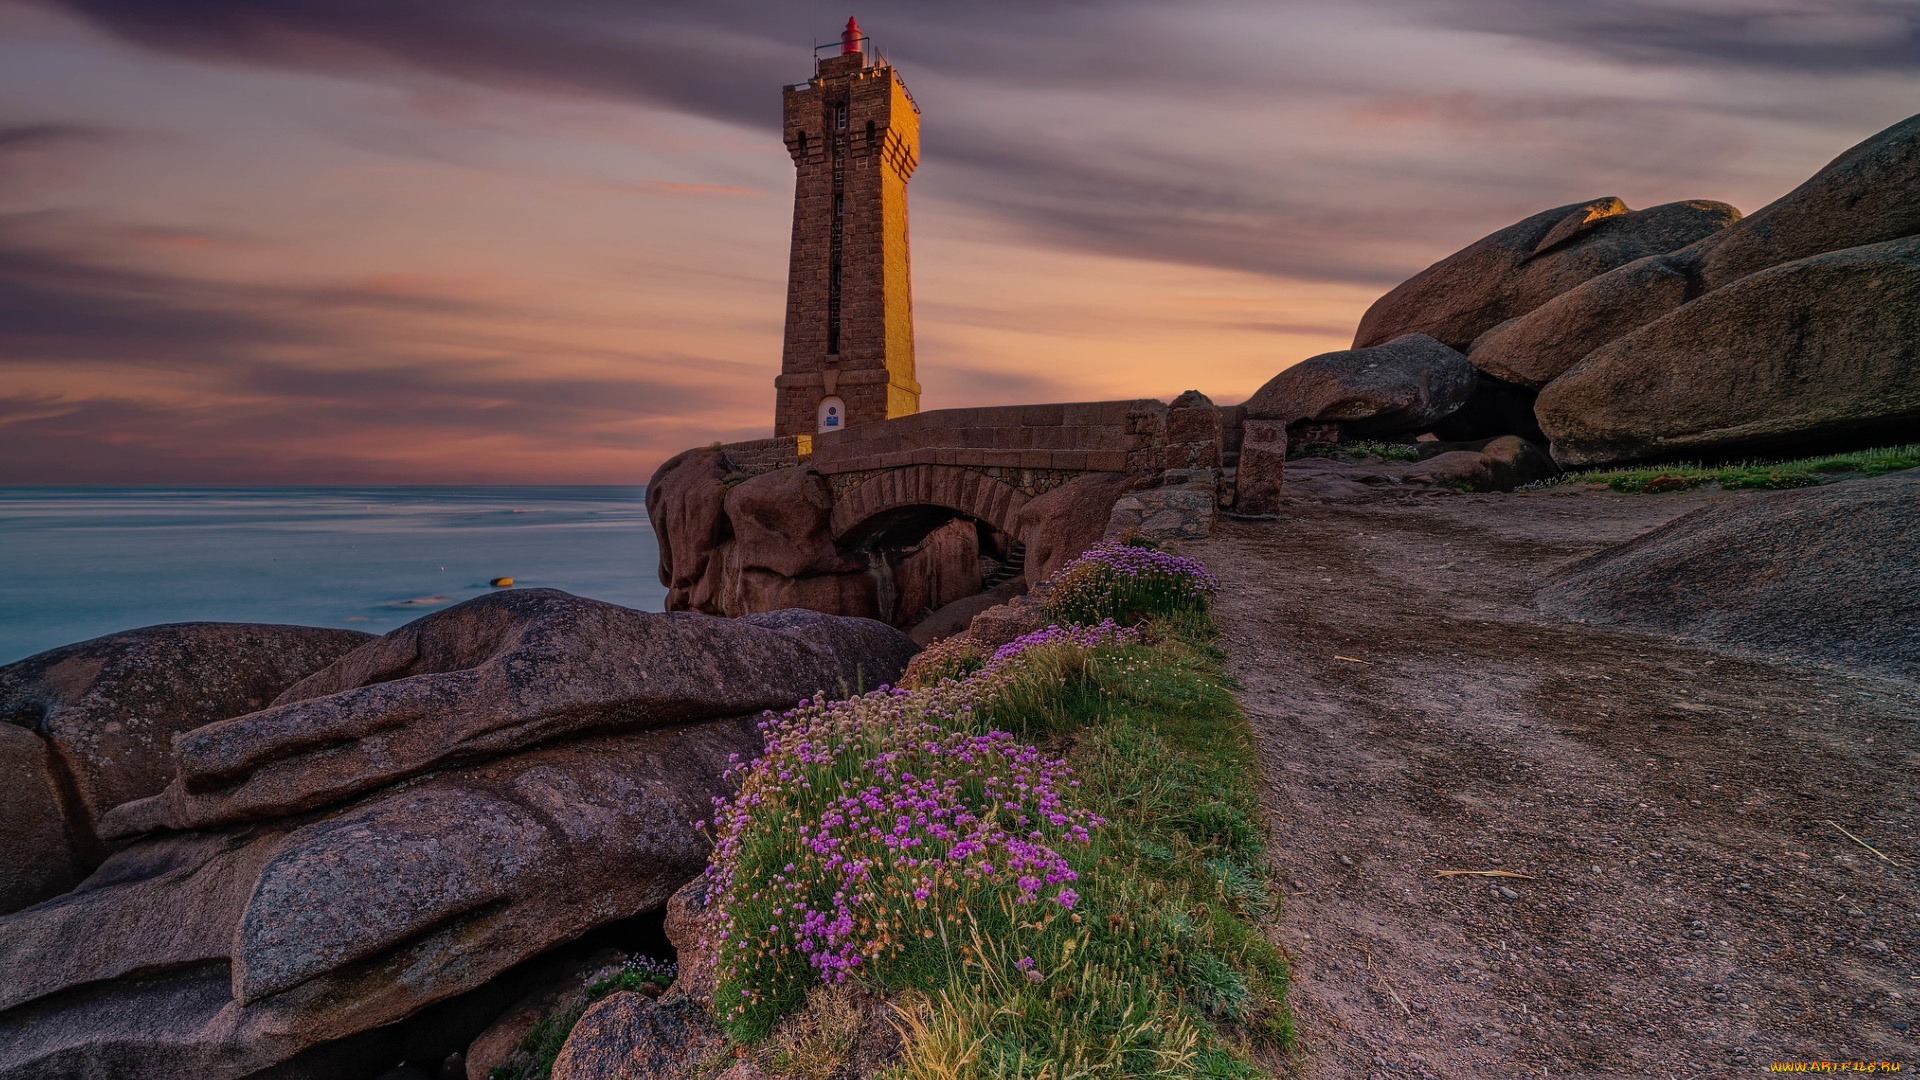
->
[495,1007,579,1080]
[706,558,1290,1077]
[492,959,677,1080]
[1545,443,1920,493]
[1041,541,1220,628]
[1294,440,1421,462]
[898,619,1291,1078]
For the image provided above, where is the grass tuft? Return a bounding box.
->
[1293,440,1421,462]
[1544,443,1920,493]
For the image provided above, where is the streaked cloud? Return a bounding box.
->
[1,0,1914,481]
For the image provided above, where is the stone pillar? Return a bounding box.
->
[1163,389,1223,472]
[1233,419,1287,518]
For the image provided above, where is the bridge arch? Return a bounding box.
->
[828,464,1031,547]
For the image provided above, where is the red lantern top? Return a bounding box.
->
[841,17,863,55]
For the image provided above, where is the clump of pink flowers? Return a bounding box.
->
[698,620,1136,1035]
[1044,540,1218,626]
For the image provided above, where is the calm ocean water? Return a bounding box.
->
[0,487,664,665]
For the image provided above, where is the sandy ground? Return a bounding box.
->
[1192,484,1918,1079]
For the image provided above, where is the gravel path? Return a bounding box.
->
[1191,485,1917,1079]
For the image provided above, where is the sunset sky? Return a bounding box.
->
[2,1,1916,483]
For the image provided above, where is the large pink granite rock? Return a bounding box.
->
[101,590,915,837]
[0,622,371,911]
[0,720,759,1080]
[1354,198,1739,351]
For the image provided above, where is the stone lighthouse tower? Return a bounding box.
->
[773,18,921,438]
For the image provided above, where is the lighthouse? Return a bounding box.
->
[772,18,921,438]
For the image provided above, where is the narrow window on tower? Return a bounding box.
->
[865,120,875,150]
[796,131,808,158]
[836,103,848,130]
[834,194,844,219]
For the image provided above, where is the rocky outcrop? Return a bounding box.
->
[1354,198,1739,351]
[1537,471,1919,679]
[1536,236,1920,467]
[0,623,371,911]
[0,593,914,1080]
[908,580,1026,646]
[1472,114,1920,398]
[1009,472,1139,584]
[1467,254,1695,390]
[722,467,864,582]
[887,518,981,628]
[1243,333,1476,437]
[1405,436,1557,492]
[103,590,915,838]
[1682,113,1920,296]
[0,721,759,1080]
[648,448,734,614]
[0,725,77,914]
[550,993,722,1080]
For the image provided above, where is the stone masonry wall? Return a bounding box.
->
[804,400,1170,475]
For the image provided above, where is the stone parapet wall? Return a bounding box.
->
[806,399,1168,475]
[720,437,803,476]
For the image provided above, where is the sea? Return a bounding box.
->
[0,487,664,665]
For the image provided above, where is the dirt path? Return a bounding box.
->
[1192,486,1918,1079]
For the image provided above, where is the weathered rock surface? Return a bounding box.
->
[1354,198,1739,351]
[648,448,734,614]
[661,877,719,1004]
[908,580,1026,646]
[1010,472,1139,584]
[1467,254,1695,389]
[1537,236,1920,467]
[1471,113,1920,394]
[960,593,1052,650]
[0,724,83,913]
[722,467,864,582]
[1243,333,1476,436]
[721,563,883,626]
[1404,450,1495,492]
[0,623,371,911]
[1404,436,1556,493]
[888,517,981,627]
[0,720,760,1080]
[464,948,625,1080]
[101,590,916,837]
[550,992,722,1080]
[1682,112,1920,296]
[1537,472,1919,679]
[1479,436,1559,490]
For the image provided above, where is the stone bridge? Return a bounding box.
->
[723,398,1222,544]
[649,394,1285,629]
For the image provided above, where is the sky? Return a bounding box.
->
[1,0,1915,484]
